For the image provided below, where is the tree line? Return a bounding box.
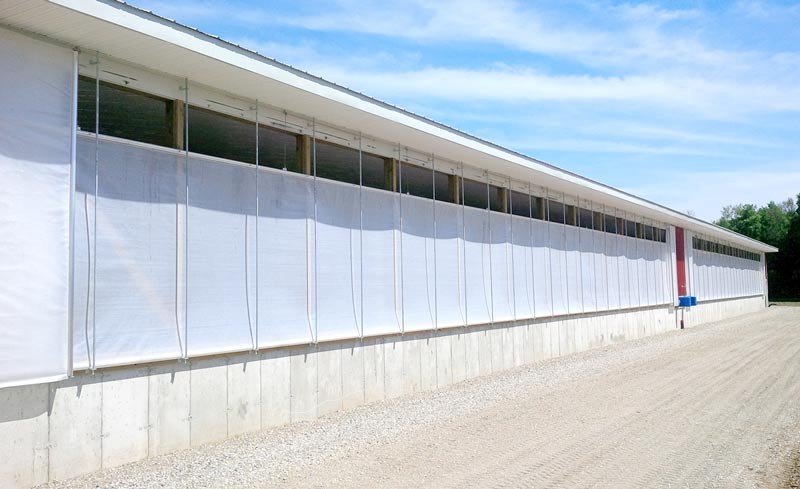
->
[715,194,800,300]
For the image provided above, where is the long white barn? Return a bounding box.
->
[0,1,777,487]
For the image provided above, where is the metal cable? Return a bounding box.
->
[312,119,318,343]
[486,171,494,324]
[431,155,438,330]
[91,52,99,371]
[527,181,536,319]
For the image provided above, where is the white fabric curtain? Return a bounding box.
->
[636,237,647,307]
[76,139,184,368]
[435,201,466,328]
[618,233,630,309]
[532,219,552,317]
[604,231,619,310]
[549,222,568,316]
[690,245,761,301]
[566,226,582,314]
[0,30,73,387]
[668,226,678,305]
[647,240,658,306]
[512,215,534,320]
[257,169,314,347]
[490,211,514,322]
[361,187,401,336]
[314,179,362,341]
[187,156,257,356]
[660,241,670,305]
[579,227,596,313]
[464,207,492,325]
[400,195,436,332]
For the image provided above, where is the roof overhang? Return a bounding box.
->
[0,0,778,253]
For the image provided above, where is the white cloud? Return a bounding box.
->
[127,0,800,214]
[624,168,800,222]
[292,64,800,119]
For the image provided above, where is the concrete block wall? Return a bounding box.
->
[0,297,765,488]
[683,295,765,328]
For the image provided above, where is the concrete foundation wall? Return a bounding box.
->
[682,295,765,328]
[0,297,765,488]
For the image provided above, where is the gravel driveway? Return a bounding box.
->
[42,306,800,489]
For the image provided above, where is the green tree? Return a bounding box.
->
[777,194,800,298]
[715,194,798,299]
[718,204,763,241]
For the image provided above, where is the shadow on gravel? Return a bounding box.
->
[782,450,800,489]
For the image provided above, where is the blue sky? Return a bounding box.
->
[130,0,800,221]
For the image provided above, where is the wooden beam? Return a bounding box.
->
[498,187,509,213]
[172,99,185,150]
[300,134,312,175]
[385,158,398,192]
[448,174,460,204]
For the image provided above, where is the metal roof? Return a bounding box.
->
[0,0,778,252]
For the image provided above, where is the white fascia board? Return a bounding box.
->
[44,0,778,253]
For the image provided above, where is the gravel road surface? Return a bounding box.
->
[42,306,800,489]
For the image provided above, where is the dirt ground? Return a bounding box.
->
[45,307,800,489]
[284,307,800,489]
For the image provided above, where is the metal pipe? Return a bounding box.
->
[253,102,259,351]
[577,196,584,314]
[183,77,189,359]
[432,155,438,330]
[546,188,554,318]
[528,180,536,320]
[91,51,99,372]
[312,119,318,344]
[67,48,79,377]
[399,148,405,335]
[487,171,494,325]
[461,163,468,329]
[391,148,402,332]
[562,192,569,315]
[358,134,364,339]
[509,177,516,324]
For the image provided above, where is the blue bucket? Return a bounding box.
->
[678,296,692,307]
[690,296,698,306]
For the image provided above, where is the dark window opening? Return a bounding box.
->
[548,200,565,224]
[398,162,433,199]
[644,225,654,241]
[363,152,389,191]
[434,172,453,203]
[532,197,544,220]
[509,190,532,218]
[604,214,617,234]
[77,76,174,148]
[616,218,626,235]
[592,211,604,231]
[488,185,504,212]
[565,205,577,226]
[314,140,361,186]
[625,220,637,237]
[189,106,256,164]
[578,208,593,229]
[259,125,301,174]
[463,178,487,209]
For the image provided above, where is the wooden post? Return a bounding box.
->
[385,158,398,191]
[449,174,460,204]
[594,211,604,231]
[498,187,509,213]
[300,134,312,175]
[172,99,185,150]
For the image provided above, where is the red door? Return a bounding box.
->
[675,227,687,296]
